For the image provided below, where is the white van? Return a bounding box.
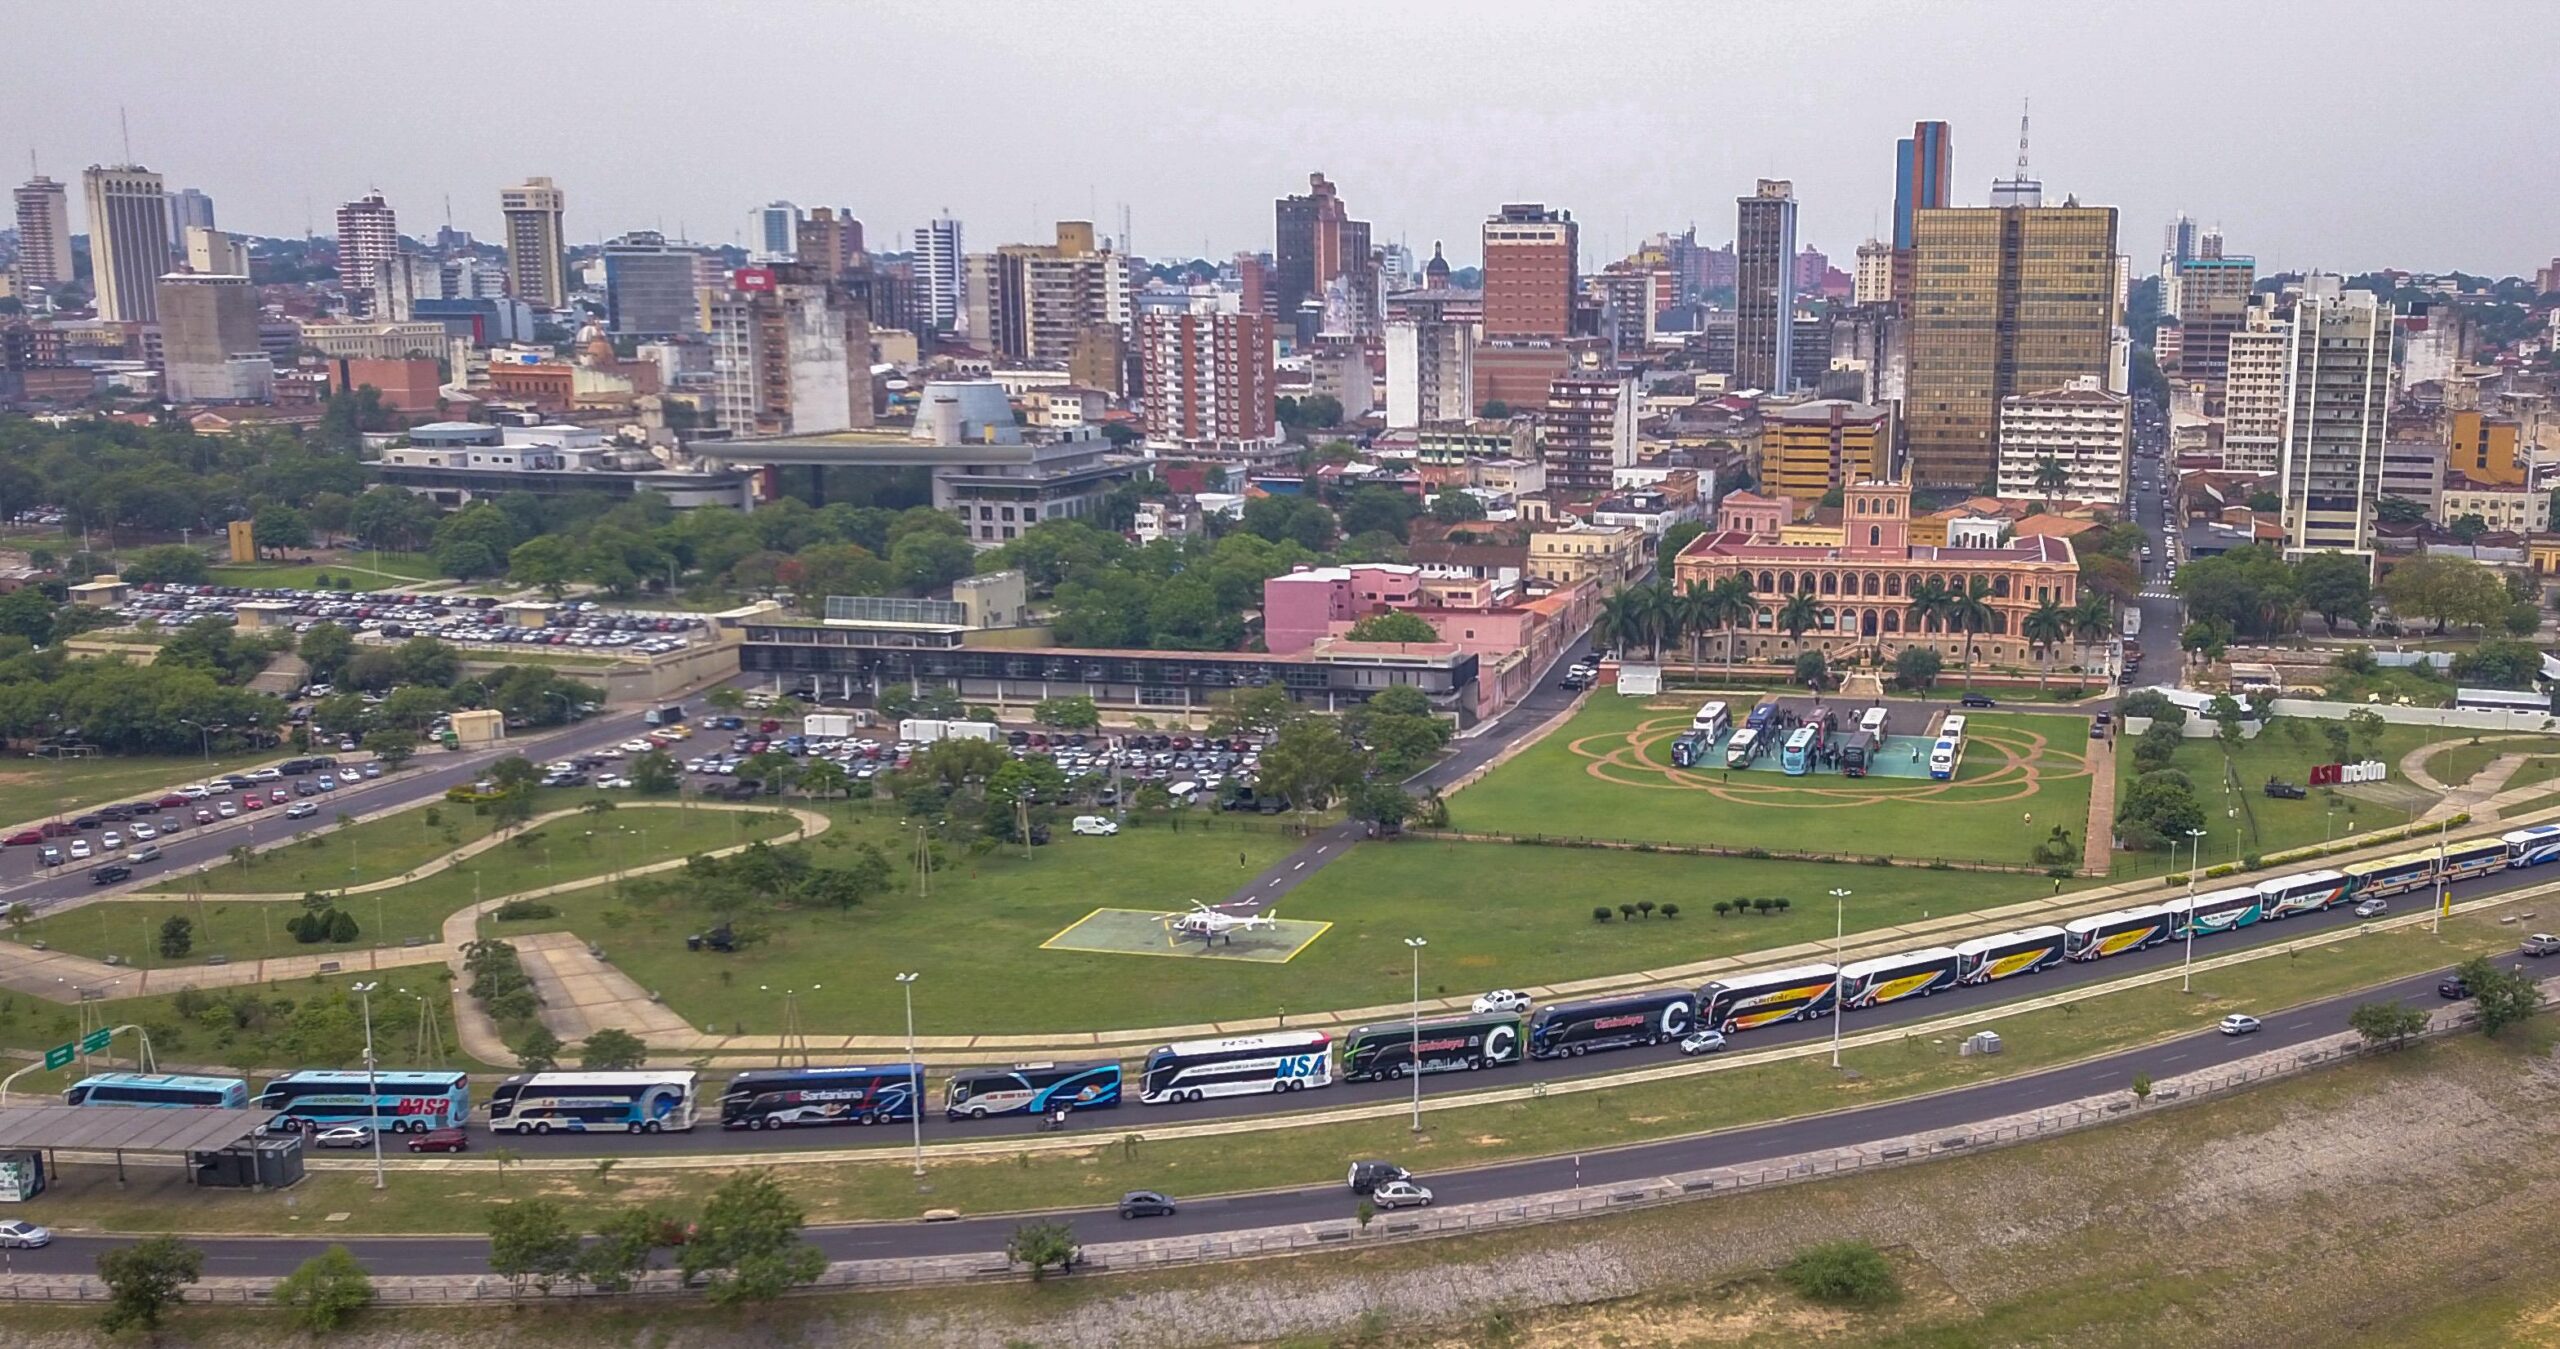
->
[1168,781,1201,804]
[1071,815,1120,837]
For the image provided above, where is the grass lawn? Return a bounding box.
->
[144,786,625,896]
[2110,720,2505,877]
[510,833,2067,1037]
[1449,695,2098,866]
[2419,736,2560,797]
[0,750,283,828]
[207,549,448,592]
[24,898,2529,1235]
[15,802,801,965]
[455,647,631,671]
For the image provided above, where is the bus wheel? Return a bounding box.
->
[627,1122,643,1134]
[644,1121,662,1134]
[1388,1065,1404,1080]
[533,1122,552,1135]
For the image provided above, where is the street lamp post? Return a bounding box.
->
[1827,888,1850,1068]
[895,972,923,1176]
[351,981,385,1190]
[2181,827,2207,993]
[1403,937,1427,1132]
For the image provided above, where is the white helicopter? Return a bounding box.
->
[1160,900,1277,948]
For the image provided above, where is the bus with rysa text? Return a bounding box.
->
[252,1070,469,1134]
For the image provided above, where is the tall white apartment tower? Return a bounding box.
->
[914,215,963,330]
[335,192,399,312]
[499,176,568,310]
[2220,298,2290,473]
[82,164,173,322]
[12,175,74,291]
[2277,279,2392,560]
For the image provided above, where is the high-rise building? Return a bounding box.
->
[759,201,801,259]
[1592,261,1659,361]
[914,215,963,331]
[796,207,859,278]
[1273,172,1376,340]
[499,176,568,310]
[1735,180,1798,391]
[1137,310,1275,449]
[164,187,215,250]
[183,226,248,277]
[2277,280,2392,559]
[2221,300,2289,473]
[603,231,702,336]
[985,222,1132,364]
[12,176,74,292]
[157,273,272,403]
[1995,377,2129,504]
[1540,371,1638,493]
[2169,254,2256,408]
[1904,202,2120,488]
[1764,399,1892,507]
[1383,289,1479,430]
[371,253,442,323]
[2164,213,2198,272]
[1891,122,1951,251]
[335,192,399,313]
[1853,239,1894,305]
[707,262,873,435]
[83,164,173,323]
[1481,202,1577,341]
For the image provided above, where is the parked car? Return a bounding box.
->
[2523,934,2560,957]
[2217,1013,2262,1036]
[1117,1190,1178,1219]
[1347,1160,1410,1195]
[1071,815,1120,837]
[406,1128,469,1154]
[1370,1180,1435,1210]
[1958,693,1996,708]
[66,839,91,860]
[314,1125,373,1149]
[0,1219,51,1248]
[1471,989,1533,1015]
[2439,976,2473,1000]
[2264,779,2308,800]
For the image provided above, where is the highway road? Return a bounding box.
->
[7,960,2477,1277]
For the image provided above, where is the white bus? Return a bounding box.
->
[1138,1030,1333,1105]
[1724,728,1761,768]
[1857,707,1889,741]
[488,1071,698,1134]
[1691,700,1731,739]
[1937,714,1968,741]
[1928,736,1961,781]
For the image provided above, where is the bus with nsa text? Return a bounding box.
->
[1138,1031,1332,1105]
[252,1070,469,1134]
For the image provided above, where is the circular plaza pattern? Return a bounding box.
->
[1567,705,2088,809]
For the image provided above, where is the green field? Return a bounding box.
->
[482,821,2066,1036]
[204,550,446,593]
[2110,720,2540,875]
[147,787,622,895]
[0,750,283,828]
[16,804,800,965]
[19,898,2529,1236]
[1449,695,2097,866]
[2420,735,2560,796]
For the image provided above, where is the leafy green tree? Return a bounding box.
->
[1261,715,1368,813]
[1033,695,1101,730]
[890,530,976,594]
[580,1027,648,1070]
[1346,780,1414,834]
[574,1206,677,1293]
[2454,955,2542,1037]
[1893,645,1942,696]
[1346,611,1440,643]
[275,1244,374,1332]
[2117,769,2206,849]
[679,1170,826,1305]
[1005,1219,1082,1281]
[1655,520,1707,578]
[363,727,420,770]
[253,504,313,555]
[2453,638,2543,689]
[1339,485,1422,542]
[121,543,210,584]
[2133,719,2184,772]
[97,1234,203,1333]
[296,621,355,680]
[2347,1000,2429,1050]
[157,915,193,959]
[0,588,56,646]
[487,1198,579,1293]
[513,1025,564,1072]
[2381,554,2511,634]
[2294,550,2374,634]
[1346,684,1453,778]
[1793,649,1828,689]
[629,749,681,795]
[1429,490,1487,524]
[507,535,579,597]
[348,485,436,551]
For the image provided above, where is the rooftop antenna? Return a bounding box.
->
[2015,98,2031,179]
[118,107,131,164]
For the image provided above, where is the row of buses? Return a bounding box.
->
[65,826,2560,1138]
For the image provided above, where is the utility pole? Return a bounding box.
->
[2182,827,2207,992]
[1828,888,1851,1068]
[895,973,924,1177]
[351,982,386,1190]
[1404,937,1427,1131]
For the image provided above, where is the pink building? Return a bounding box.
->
[1264,563,1598,720]
[1262,565,1423,656]
[1714,489,1792,540]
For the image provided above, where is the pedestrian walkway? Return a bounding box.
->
[2081,731,2117,875]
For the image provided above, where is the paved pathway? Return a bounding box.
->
[2082,729,2117,874]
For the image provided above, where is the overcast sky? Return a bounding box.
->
[13,0,2554,277]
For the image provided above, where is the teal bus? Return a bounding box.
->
[252,1070,470,1134]
[65,1072,249,1109]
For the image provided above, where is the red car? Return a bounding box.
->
[1,830,43,847]
[241,795,265,811]
[406,1129,469,1154]
[156,794,189,809]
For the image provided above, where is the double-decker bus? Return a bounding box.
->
[2506,824,2560,867]
[1528,990,1694,1059]
[1952,926,2066,984]
[252,1070,469,1133]
[1781,724,1823,775]
[1837,948,1959,1010]
[941,1062,1120,1120]
[1745,701,1779,733]
[2162,885,2263,939]
[1691,701,1731,739]
[1342,1014,1524,1081]
[719,1065,922,1130]
[1697,964,1840,1033]
[2252,869,2351,920]
[1724,728,1762,768]
[1138,1031,1332,1105]
[2063,906,2173,961]
[65,1072,248,1109]
[2341,851,2440,900]
[488,1070,698,1134]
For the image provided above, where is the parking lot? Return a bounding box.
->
[114,584,709,656]
[0,758,385,883]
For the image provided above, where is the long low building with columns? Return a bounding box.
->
[1671,478,2081,665]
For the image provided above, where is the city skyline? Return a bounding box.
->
[6,0,2553,276]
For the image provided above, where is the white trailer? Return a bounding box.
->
[804,713,856,738]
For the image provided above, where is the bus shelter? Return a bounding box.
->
[0,1106,287,1187]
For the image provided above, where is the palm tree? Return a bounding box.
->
[2022,598,2069,693]
[2032,456,2069,509]
[2067,594,2112,669]
[1708,574,1758,679]
[1679,579,1717,672]
[1642,580,1684,662]
[1593,587,1638,660]
[1905,577,1952,649]
[1944,576,1999,689]
[1776,592,1821,655]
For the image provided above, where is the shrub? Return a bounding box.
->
[2205,863,2236,878]
[1772,897,1792,916]
[2242,854,2263,870]
[1660,903,1680,920]
[1712,901,1731,918]
[493,899,560,922]
[1636,901,1655,919]
[1779,1239,1900,1308]
[1591,906,1612,923]
[1617,903,1638,922]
